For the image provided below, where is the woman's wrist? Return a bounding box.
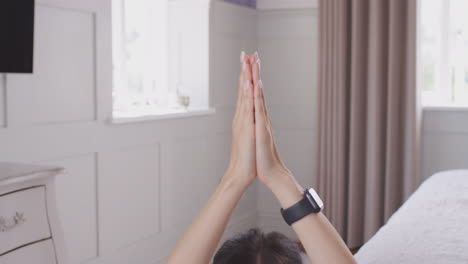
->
[220,168,252,195]
[268,170,304,209]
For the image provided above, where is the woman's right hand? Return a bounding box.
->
[222,52,256,191]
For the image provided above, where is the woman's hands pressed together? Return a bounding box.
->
[224,51,303,207]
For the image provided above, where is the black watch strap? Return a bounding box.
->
[280,190,322,226]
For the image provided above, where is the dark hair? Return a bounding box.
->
[213,228,303,264]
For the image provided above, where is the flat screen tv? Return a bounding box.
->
[0,0,35,73]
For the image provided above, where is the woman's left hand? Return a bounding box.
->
[223,52,256,190]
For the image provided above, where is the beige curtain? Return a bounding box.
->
[316,0,421,249]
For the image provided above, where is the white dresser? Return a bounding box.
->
[0,163,67,264]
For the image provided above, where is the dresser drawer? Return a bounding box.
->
[0,187,51,255]
[0,239,56,264]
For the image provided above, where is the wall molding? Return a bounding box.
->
[98,143,162,254]
[423,109,468,134]
[257,0,318,10]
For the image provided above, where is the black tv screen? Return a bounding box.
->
[0,0,35,73]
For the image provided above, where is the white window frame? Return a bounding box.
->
[420,0,468,107]
[111,0,214,123]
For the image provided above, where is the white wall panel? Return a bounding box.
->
[257,9,318,109]
[423,108,468,134]
[169,138,212,232]
[423,133,468,178]
[422,109,468,180]
[259,38,317,106]
[99,144,161,254]
[40,154,98,263]
[211,35,246,108]
[210,2,257,109]
[7,5,96,125]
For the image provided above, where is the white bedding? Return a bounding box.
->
[355,170,468,264]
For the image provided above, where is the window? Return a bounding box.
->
[420,0,468,107]
[112,0,211,120]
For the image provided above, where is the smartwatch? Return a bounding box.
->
[280,188,324,226]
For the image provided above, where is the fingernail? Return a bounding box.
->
[242,61,247,72]
[244,80,251,91]
[254,51,259,61]
[240,51,246,63]
[259,80,264,90]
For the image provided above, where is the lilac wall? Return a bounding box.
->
[223,0,256,8]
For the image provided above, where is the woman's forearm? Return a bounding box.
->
[166,170,247,264]
[268,172,356,264]
[168,52,256,264]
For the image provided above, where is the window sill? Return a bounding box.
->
[111,108,216,124]
[423,105,468,112]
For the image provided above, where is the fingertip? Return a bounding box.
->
[240,51,246,63]
[242,60,248,72]
[253,51,259,61]
[245,61,252,81]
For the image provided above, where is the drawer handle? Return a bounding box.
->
[0,212,26,232]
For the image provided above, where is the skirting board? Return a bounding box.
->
[257,0,318,10]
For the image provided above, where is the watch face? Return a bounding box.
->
[306,188,324,210]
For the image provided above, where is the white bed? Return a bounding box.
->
[355,170,468,264]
